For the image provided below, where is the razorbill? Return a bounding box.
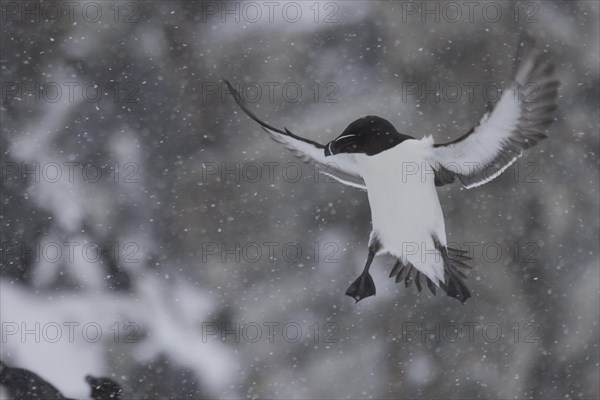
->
[225,33,558,303]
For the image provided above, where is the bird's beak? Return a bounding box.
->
[324,135,358,157]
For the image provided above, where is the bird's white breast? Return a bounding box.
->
[356,137,447,283]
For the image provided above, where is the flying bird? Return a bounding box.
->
[225,33,558,303]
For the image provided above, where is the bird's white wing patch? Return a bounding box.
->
[261,128,366,190]
[430,33,559,189]
[225,80,366,190]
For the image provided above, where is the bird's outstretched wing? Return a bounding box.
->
[430,33,559,188]
[224,80,366,190]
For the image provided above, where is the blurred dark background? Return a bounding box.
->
[1,1,598,399]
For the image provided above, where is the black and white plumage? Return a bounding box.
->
[431,35,559,188]
[222,84,368,190]
[225,33,558,303]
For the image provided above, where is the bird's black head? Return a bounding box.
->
[324,116,411,157]
[86,375,122,400]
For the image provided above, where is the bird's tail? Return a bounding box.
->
[388,244,472,303]
[389,259,439,295]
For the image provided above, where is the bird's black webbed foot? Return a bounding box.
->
[441,273,471,304]
[345,272,376,303]
[346,239,380,303]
